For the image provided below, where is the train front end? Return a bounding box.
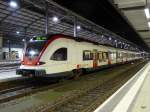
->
[16,36,48,77]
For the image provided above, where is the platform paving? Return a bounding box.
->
[130,69,150,112]
[0,70,20,80]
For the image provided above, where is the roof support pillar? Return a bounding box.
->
[115,40,118,48]
[8,40,11,59]
[24,28,27,48]
[45,2,49,34]
[74,16,77,37]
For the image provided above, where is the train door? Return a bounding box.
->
[93,49,98,68]
[108,51,111,65]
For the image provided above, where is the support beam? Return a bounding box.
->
[8,40,11,59]
[45,2,49,34]
[74,17,77,37]
[120,6,145,11]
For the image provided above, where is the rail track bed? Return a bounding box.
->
[0,60,147,112]
[52,62,144,112]
[27,61,147,112]
[0,78,61,104]
[0,77,32,91]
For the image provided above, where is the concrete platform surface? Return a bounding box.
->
[0,70,20,80]
[94,61,150,112]
[130,69,150,112]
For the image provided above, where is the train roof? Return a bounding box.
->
[32,34,137,52]
[33,34,102,45]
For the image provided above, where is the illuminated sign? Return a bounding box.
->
[34,36,47,41]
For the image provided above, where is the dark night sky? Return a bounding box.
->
[54,0,149,51]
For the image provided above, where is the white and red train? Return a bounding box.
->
[16,34,142,77]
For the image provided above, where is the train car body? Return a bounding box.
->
[16,34,142,77]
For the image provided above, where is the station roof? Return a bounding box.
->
[0,0,147,52]
[53,0,150,52]
[113,0,150,51]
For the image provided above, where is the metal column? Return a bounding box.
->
[8,40,11,60]
[74,17,77,37]
[24,28,27,48]
[45,2,49,34]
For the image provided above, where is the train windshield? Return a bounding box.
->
[25,41,46,59]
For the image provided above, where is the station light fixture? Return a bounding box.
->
[9,0,18,8]
[109,37,111,40]
[29,50,36,56]
[16,31,20,34]
[145,8,150,19]
[22,39,25,42]
[52,16,59,23]
[77,25,81,30]
[30,38,33,42]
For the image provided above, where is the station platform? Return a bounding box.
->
[0,70,20,81]
[0,60,21,80]
[94,61,150,112]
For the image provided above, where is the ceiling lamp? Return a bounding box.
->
[9,0,18,8]
[145,8,150,19]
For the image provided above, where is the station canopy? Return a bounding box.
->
[114,0,150,52]
[0,0,143,52]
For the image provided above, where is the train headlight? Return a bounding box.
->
[29,50,36,56]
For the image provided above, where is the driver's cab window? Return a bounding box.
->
[50,48,67,61]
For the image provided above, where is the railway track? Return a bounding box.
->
[33,61,147,112]
[0,60,146,112]
[53,69,133,112]
[0,77,31,91]
[0,78,62,104]
[0,85,34,103]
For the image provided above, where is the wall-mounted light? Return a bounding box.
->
[9,0,18,8]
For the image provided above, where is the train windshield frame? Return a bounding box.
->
[25,40,47,59]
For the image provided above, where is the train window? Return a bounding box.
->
[83,50,93,60]
[25,41,46,59]
[50,48,67,61]
[109,52,116,60]
[102,52,108,61]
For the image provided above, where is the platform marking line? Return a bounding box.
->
[94,62,150,112]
